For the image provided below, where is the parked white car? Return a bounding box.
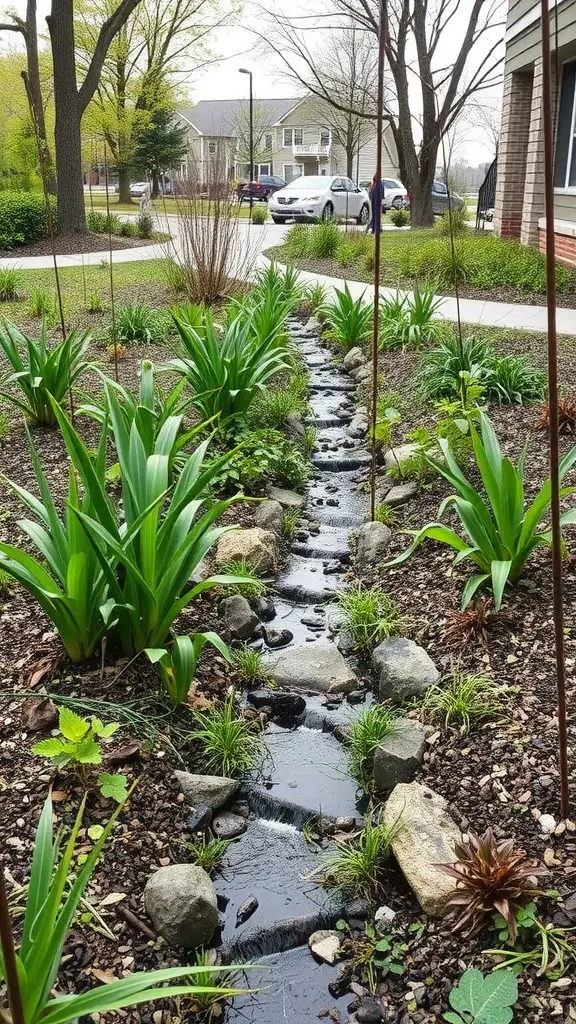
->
[360,177,409,210]
[268,175,370,224]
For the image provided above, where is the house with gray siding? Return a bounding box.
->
[176,95,398,187]
[495,0,576,265]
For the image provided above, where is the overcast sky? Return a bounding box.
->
[4,0,502,166]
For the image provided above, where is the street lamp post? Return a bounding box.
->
[239,68,254,221]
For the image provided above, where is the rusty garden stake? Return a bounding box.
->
[370,0,387,522]
[540,0,570,818]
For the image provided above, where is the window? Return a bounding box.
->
[294,129,303,145]
[208,141,216,155]
[555,60,576,189]
[256,163,271,176]
[283,128,303,147]
[283,128,292,147]
[283,163,302,183]
[433,180,448,195]
[264,133,273,151]
[320,128,330,147]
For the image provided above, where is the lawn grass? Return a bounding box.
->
[85,195,256,218]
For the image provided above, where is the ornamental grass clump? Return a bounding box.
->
[325,283,373,352]
[438,829,546,942]
[387,411,576,610]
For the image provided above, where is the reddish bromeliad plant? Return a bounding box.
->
[437,829,546,942]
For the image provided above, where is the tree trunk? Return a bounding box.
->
[346,147,354,177]
[118,166,133,204]
[151,169,160,198]
[23,0,57,194]
[47,0,86,233]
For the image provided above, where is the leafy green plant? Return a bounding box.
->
[145,632,232,707]
[313,816,401,902]
[284,223,311,259]
[179,835,231,874]
[0,792,239,1024]
[417,332,546,405]
[307,282,330,321]
[387,412,576,610]
[232,644,271,684]
[325,283,372,352]
[87,209,123,235]
[247,377,308,430]
[32,706,128,802]
[0,266,20,301]
[485,902,576,979]
[211,428,310,494]
[348,704,399,788]
[335,582,403,653]
[379,284,444,349]
[435,204,469,236]
[27,288,56,320]
[353,923,408,992]
[170,309,292,425]
[251,204,267,224]
[422,668,507,732]
[115,302,168,344]
[489,355,547,404]
[163,256,187,294]
[283,507,301,539]
[373,504,396,525]
[0,190,56,247]
[192,692,266,776]
[444,967,518,1024]
[87,291,103,313]
[307,220,341,258]
[390,207,410,227]
[136,211,154,238]
[438,829,546,941]
[0,320,91,425]
[218,557,268,599]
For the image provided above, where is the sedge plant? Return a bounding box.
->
[145,632,232,707]
[325,283,372,352]
[387,411,576,610]
[0,792,241,1024]
[347,704,399,789]
[334,582,403,654]
[192,691,266,777]
[0,320,92,426]
[313,816,401,903]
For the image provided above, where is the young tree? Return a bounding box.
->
[231,99,277,174]
[257,0,506,227]
[132,105,188,196]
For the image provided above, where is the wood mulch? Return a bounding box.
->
[0,231,160,260]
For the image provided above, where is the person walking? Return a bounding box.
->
[367,174,384,234]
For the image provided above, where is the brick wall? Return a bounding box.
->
[493,71,533,239]
[538,228,576,268]
[521,57,558,246]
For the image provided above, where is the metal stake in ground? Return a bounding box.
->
[370,0,387,522]
[0,868,26,1024]
[540,0,570,818]
[104,144,119,384]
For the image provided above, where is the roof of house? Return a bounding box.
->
[177,97,301,136]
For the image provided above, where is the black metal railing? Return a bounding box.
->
[476,155,497,230]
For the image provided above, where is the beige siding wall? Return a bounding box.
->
[506,0,576,72]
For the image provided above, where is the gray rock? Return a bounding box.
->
[254,499,284,534]
[212,811,248,839]
[342,346,364,371]
[220,594,260,640]
[374,905,397,934]
[255,596,276,621]
[348,414,369,439]
[236,895,259,925]
[355,521,392,564]
[267,486,305,509]
[335,816,356,832]
[382,782,460,917]
[247,689,306,717]
[372,637,440,701]
[383,481,418,507]
[383,444,418,472]
[215,527,278,573]
[357,997,383,1023]
[262,640,358,694]
[263,626,293,649]
[308,928,341,964]
[373,719,426,791]
[174,771,239,810]
[353,363,371,383]
[286,411,306,440]
[186,804,212,833]
[144,864,218,949]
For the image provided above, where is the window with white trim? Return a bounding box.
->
[208,141,216,155]
[264,133,273,151]
[320,128,330,147]
[555,60,576,189]
[283,128,303,147]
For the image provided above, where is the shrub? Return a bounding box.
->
[251,204,267,224]
[119,220,137,237]
[0,266,20,301]
[438,829,546,941]
[137,211,154,238]
[0,320,92,425]
[170,310,292,425]
[211,428,310,493]
[418,332,547,405]
[86,209,123,235]
[334,582,403,653]
[380,284,445,349]
[145,633,231,706]
[390,207,410,227]
[192,692,266,776]
[284,223,311,258]
[387,411,576,609]
[307,221,341,258]
[115,302,169,344]
[4,792,236,1024]
[325,283,373,351]
[0,190,56,248]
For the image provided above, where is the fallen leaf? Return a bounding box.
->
[99,892,127,907]
[51,791,68,803]
[90,969,117,985]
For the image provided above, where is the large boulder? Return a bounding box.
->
[383,444,418,472]
[342,347,365,372]
[220,594,260,640]
[215,528,278,573]
[355,521,392,564]
[373,719,426,791]
[372,638,439,701]
[382,782,460,917]
[348,412,369,439]
[254,499,284,535]
[262,640,358,694]
[267,486,305,509]
[144,864,218,949]
[174,770,239,810]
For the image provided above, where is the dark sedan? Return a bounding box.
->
[237,174,286,202]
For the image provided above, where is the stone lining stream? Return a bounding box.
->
[221,317,372,1020]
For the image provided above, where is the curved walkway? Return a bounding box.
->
[1,214,573,335]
